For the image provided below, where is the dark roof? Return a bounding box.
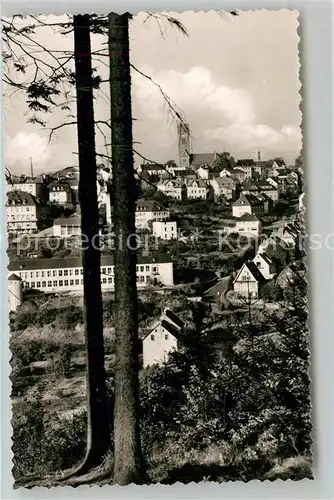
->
[8,273,22,281]
[236,213,259,222]
[203,277,230,298]
[164,308,184,329]
[6,191,37,206]
[256,252,272,265]
[49,181,71,191]
[190,153,216,168]
[233,193,263,207]
[54,215,81,226]
[143,319,183,341]
[141,163,166,172]
[8,253,172,272]
[245,262,267,283]
[136,200,166,212]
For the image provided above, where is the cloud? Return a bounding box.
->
[132,65,301,162]
[5,132,51,169]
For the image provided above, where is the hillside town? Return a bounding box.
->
[7,120,305,367]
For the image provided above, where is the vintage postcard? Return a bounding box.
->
[3,9,312,488]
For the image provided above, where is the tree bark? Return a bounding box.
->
[73,14,110,472]
[108,12,144,485]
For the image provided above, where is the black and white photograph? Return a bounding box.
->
[3,9,312,487]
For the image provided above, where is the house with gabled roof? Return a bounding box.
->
[184,179,208,199]
[233,262,267,299]
[276,264,300,289]
[142,308,184,367]
[232,194,264,218]
[252,252,276,280]
[235,213,262,237]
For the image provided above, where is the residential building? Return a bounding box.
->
[210,177,236,200]
[256,192,273,214]
[6,191,40,235]
[152,220,177,240]
[276,265,299,289]
[233,262,267,299]
[6,175,48,201]
[266,177,279,189]
[49,181,73,206]
[157,179,184,200]
[138,163,170,178]
[233,167,250,184]
[8,253,174,294]
[142,308,184,367]
[258,184,279,201]
[219,168,233,178]
[235,214,262,237]
[202,276,230,303]
[197,165,210,180]
[252,252,276,280]
[232,194,264,218]
[53,213,81,237]
[135,200,170,230]
[185,179,208,199]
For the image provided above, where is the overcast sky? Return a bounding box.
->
[4,10,301,175]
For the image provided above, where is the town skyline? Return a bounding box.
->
[4,10,301,175]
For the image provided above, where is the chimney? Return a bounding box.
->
[257,151,261,161]
[30,157,34,178]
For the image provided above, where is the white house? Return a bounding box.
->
[252,252,276,280]
[210,177,235,199]
[197,166,210,180]
[266,177,279,189]
[232,194,264,218]
[233,262,267,299]
[219,168,232,178]
[185,179,208,199]
[152,220,177,240]
[8,253,174,294]
[142,308,184,367]
[157,179,183,200]
[6,176,47,200]
[135,200,170,230]
[235,214,262,237]
[49,181,73,206]
[6,191,40,235]
[53,213,81,237]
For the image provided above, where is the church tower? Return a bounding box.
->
[177,121,191,169]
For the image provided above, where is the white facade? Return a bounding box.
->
[197,166,210,179]
[53,216,81,237]
[157,180,183,200]
[232,198,252,218]
[210,178,235,199]
[235,217,261,237]
[8,275,23,312]
[6,181,42,198]
[186,180,207,199]
[233,264,259,299]
[219,169,232,178]
[49,184,72,205]
[252,253,275,279]
[6,192,39,235]
[152,221,177,240]
[135,204,170,230]
[9,258,174,295]
[143,321,178,367]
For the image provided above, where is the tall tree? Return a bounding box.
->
[108,12,144,485]
[72,14,110,473]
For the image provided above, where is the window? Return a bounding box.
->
[59,280,63,286]
[102,267,106,274]
[31,282,35,288]
[145,265,150,272]
[36,282,41,288]
[136,275,139,282]
[108,277,112,283]
[75,279,79,285]
[53,280,57,286]
[69,269,73,276]
[42,281,46,288]
[107,267,112,273]
[41,271,45,278]
[140,276,145,282]
[102,278,107,284]
[75,269,79,275]
[48,281,52,287]
[59,270,63,276]
[64,270,68,276]
[151,335,155,341]
[70,279,74,286]
[136,265,139,272]
[53,270,57,277]
[80,269,83,275]
[165,334,168,340]
[47,271,51,277]
[64,280,69,286]
[31,271,35,278]
[152,266,157,273]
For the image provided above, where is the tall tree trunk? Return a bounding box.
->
[73,14,110,472]
[108,12,144,485]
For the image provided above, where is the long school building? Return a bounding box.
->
[8,254,174,294]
